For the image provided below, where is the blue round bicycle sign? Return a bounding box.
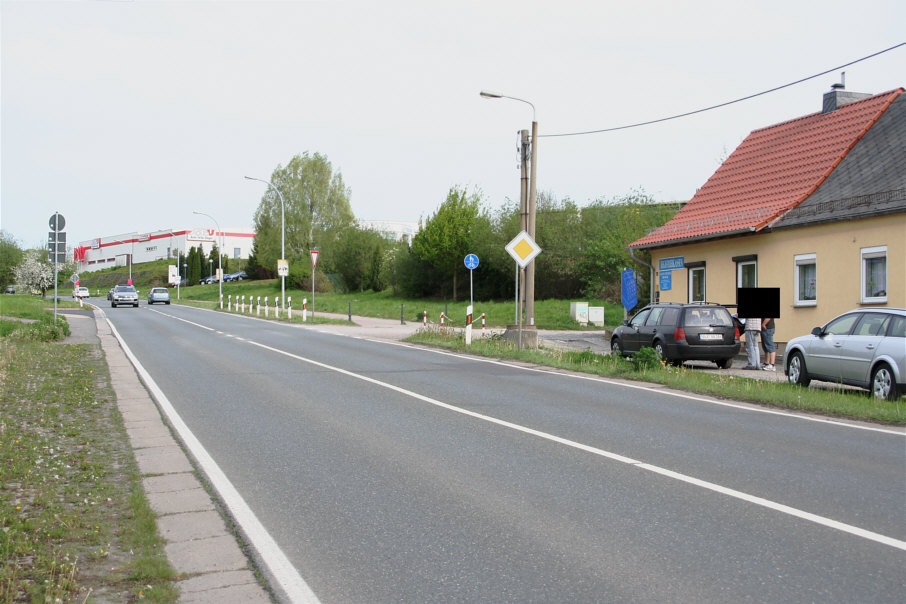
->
[464,254,479,270]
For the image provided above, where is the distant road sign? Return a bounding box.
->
[49,213,65,232]
[464,254,479,270]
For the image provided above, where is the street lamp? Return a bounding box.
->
[180,262,187,300]
[480,90,539,327]
[245,176,286,309]
[193,210,224,308]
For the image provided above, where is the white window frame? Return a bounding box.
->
[737,260,757,288]
[794,253,817,306]
[688,266,706,302]
[861,246,887,304]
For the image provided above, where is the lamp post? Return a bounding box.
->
[108,236,136,284]
[245,176,286,309]
[480,90,538,326]
[193,210,223,308]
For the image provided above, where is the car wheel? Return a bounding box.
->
[787,351,811,387]
[653,340,669,363]
[870,363,898,401]
[134,303,139,307]
[715,358,733,369]
[611,338,624,357]
[166,301,170,304]
[111,302,116,308]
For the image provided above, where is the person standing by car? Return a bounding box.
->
[742,317,762,370]
[761,317,776,371]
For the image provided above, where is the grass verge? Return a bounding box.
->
[406,327,906,425]
[0,302,178,601]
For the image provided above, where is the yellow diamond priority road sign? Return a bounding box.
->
[505,230,542,268]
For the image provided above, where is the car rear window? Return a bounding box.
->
[684,307,731,327]
[853,313,891,336]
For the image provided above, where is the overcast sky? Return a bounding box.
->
[2,0,904,250]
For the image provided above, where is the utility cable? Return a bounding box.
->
[540,43,905,138]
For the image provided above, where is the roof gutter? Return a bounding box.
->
[631,227,756,251]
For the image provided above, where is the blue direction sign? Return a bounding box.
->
[621,268,638,312]
[464,254,479,270]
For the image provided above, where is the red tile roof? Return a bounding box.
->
[631,88,904,248]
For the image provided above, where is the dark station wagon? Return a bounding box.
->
[611,302,741,368]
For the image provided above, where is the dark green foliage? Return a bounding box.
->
[0,230,23,291]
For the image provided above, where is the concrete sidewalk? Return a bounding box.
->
[62,309,271,603]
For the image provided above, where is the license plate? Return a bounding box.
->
[700,333,722,340]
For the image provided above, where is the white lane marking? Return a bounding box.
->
[105,319,320,604]
[243,337,906,552]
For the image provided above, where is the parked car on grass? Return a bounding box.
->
[110,284,139,308]
[147,287,171,305]
[224,271,248,281]
[610,302,741,368]
[785,308,905,400]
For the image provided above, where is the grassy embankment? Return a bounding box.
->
[0,295,178,602]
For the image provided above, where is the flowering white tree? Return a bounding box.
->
[13,250,55,297]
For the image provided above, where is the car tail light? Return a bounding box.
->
[673,327,686,342]
[734,327,740,342]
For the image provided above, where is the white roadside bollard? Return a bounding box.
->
[257,296,261,316]
[228,294,232,312]
[440,312,445,327]
[481,313,486,337]
[303,298,308,322]
[288,297,292,320]
[220,293,223,309]
[241,295,245,313]
[465,305,473,346]
[276,297,280,319]
[423,310,427,327]
[265,296,269,318]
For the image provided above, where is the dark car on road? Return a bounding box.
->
[611,302,741,368]
[785,307,905,400]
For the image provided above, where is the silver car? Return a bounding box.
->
[110,284,139,308]
[785,308,905,400]
[147,287,171,305]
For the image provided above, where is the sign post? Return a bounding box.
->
[310,250,319,322]
[505,231,542,349]
[48,213,66,324]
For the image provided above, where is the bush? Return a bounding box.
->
[633,347,663,371]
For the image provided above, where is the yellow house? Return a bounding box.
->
[630,86,905,347]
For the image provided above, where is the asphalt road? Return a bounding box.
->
[102,303,905,603]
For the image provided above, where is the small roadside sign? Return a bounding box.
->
[310,250,319,268]
[277,259,289,276]
[464,254,479,270]
[505,231,541,268]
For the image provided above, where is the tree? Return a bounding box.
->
[252,152,355,277]
[411,186,482,300]
[334,226,389,292]
[0,230,24,291]
[13,249,54,296]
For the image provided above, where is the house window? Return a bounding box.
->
[733,254,758,288]
[687,262,706,302]
[794,253,817,306]
[861,246,887,303]
[234,247,241,259]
